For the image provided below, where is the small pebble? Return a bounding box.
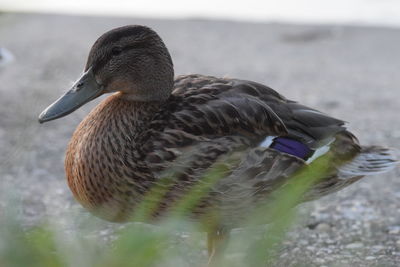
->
[314,258,325,264]
[316,223,331,232]
[299,240,308,245]
[325,239,335,245]
[346,242,364,249]
[292,247,300,253]
[306,245,316,251]
[372,245,385,252]
[279,252,288,259]
[388,226,400,235]
[366,256,376,261]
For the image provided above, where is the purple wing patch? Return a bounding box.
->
[271,137,312,159]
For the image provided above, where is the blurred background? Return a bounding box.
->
[0,1,400,266]
[2,0,400,26]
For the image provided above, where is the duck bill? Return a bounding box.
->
[38,67,103,123]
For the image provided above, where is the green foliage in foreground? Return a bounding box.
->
[0,157,331,267]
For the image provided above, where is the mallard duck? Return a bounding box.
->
[39,25,397,261]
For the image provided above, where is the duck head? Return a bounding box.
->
[39,25,174,123]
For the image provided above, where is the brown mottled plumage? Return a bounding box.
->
[39,25,397,262]
[63,74,365,225]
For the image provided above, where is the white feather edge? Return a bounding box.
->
[259,136,276,148]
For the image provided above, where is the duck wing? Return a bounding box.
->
[171,74,345,147]
[142,75,348,178]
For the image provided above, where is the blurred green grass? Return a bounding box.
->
[0,156,330,267]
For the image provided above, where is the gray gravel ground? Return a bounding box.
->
[0,12,399,266]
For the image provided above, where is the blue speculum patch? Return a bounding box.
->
[271,137,312,159]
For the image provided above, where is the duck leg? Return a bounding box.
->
[207,228,229,266]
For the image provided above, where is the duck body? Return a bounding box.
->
[39,25,397,250]
[65,74,393,227]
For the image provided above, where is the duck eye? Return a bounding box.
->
[111,47,122,56]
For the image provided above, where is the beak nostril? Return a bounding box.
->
[76,81,85,91]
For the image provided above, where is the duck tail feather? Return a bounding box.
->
[338,146,398,179]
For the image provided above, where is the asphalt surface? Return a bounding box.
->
[0,12,399,266]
